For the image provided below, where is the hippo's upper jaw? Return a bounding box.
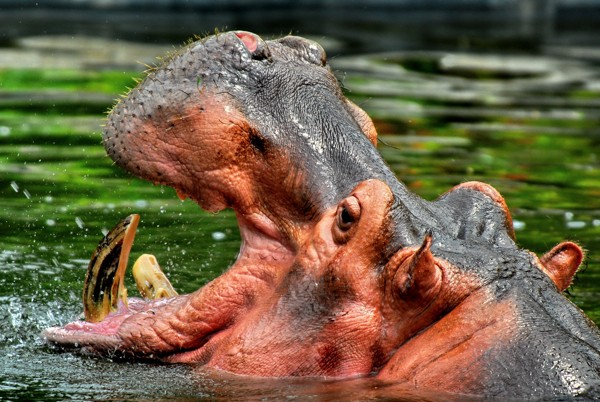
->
[102,31,384,251]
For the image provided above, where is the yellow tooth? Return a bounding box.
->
[83,214,139,322]
[132,254,178,300]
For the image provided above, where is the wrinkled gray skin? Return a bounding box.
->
[52,32,600,398]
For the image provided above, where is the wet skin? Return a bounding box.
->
[43,31,600,398]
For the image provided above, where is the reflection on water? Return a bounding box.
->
[1,26,600,399]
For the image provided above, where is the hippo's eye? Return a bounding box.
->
[333,196,361,244]
[337,197,361,230]
[339,208,353,228]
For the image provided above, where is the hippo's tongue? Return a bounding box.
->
[82,214,177,322]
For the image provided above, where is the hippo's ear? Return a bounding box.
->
[387,235,442,303]
[540,241,584,292]
[345,99,378,146]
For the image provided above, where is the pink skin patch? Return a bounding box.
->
[235,32,258,53]
[62,298,159,335]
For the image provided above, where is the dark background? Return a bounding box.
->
[2,0,600,54]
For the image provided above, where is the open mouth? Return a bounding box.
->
[76,209,290,326]
[41,30,342,361]
[42,189,298,361]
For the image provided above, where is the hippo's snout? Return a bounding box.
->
[102,30,327,183]
[103,32,256,177]
[101,29,370,218]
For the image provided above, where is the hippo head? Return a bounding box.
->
[44,31,600,398]
[42,31,406,370]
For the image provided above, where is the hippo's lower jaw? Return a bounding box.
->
[42,180,387,373]
[43,211,295,363]
[45,296,213,362]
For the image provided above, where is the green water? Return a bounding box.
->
[1,42,600,400]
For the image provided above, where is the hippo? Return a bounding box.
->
[43,31,600,399]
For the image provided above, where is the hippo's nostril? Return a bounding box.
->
[251,45,272,62]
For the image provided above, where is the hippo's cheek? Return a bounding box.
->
[377,290,518,393]
[105,93,264,212]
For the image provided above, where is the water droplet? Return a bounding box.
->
[45,219,56,226]
[593,219,600,227]
[0,126,10,136]
[212,231,226,241]
[10,181,19,192]
[23,189,31,199]
[566,221,586,229]
[513,220,526,231]
[564,211,574,221]
[44,195,53,203]
[135,200,148,208]
[75,217,85,229]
